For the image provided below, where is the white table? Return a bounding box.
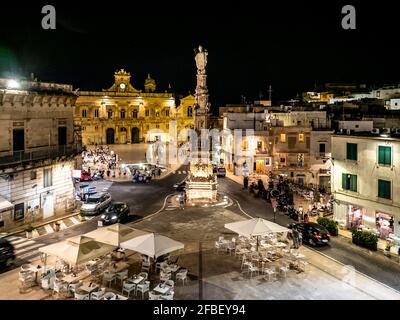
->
[79,283,99,298]
[111,294,128,300]
[62,271,90,284]
[291,253,306,259]
[153,284,172,295]
[125,276,144,285]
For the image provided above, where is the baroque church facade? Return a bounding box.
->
[75,69,195,145]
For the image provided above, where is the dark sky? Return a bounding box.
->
[1,1,400,110]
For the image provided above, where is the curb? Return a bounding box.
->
[0,211,80,239]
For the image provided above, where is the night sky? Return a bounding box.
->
[1,1,400,111]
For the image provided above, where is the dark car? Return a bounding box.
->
[0,238,15,269]
[99,202,130,225]
[173,180,186,192]
[289,222,330,246]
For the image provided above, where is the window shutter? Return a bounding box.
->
[350,175,357,192]
[342,173,346,190]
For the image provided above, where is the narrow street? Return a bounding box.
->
[218,177,400,291]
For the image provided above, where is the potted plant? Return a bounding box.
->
[54,222,61,232]
[25,225,35,238]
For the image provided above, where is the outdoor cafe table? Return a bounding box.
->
[79,283,99,298]
[62,271,91,284]
[125,275,144,285]
[291,252,306,259]
[107,262,129,273]
[153,284,172,295]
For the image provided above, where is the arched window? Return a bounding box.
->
[132,110,138,119]
[187,106,193,117]
[120,109,126,119]
[155,111,160,117]
[107,110,113,119]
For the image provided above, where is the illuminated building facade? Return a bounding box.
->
[75,69,195,145]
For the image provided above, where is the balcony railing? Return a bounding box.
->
[0,145,83,167]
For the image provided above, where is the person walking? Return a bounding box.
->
[243,176,249,190]
[292,228,299,249]
[179,192,186,210]
[298,230,303,247]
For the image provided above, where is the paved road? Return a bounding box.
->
[2,166,188,272]
[218,177,400,291]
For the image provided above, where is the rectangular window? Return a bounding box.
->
[378,179,391,199]
[346,143,358,161]
[166,109,170,117]
[280,134,286,143]
[242,140,248,151]
[94,109,99,118]
[14,203,24,221]
[43,168,53,188]
[378,146,391,166]
[257,141,262,150]
[145,110,150,117]
[319,143,326,153]
[156,112,160,117]
[82,110,87,118]
[156,124,160,129]
[107,111,113,119]
[342,173,357,192]
[30,171,37,180]
[298,134,304,142]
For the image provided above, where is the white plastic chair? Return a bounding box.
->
[138,272,148,281]
[160,291,174,300]
[103,272,116,287]
[248,264,259,278]
[160,270,171,282]
[164,280,174,288]
[116,270,128,284]
[121,282,136,298]
[149,291,161,300]
[90,288,106,300]
[74,292,89,300]
[175,269,188,286]
[136,281,150,299]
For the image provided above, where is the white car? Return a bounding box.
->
[80,192,112,216]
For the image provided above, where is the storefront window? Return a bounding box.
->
[348,206,363,229]
[376,212,394,239]
[14,203,24,221]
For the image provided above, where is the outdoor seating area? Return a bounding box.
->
[216,217,308,281]
[16,224,187,300]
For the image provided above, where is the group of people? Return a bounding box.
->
[290,227,303,249]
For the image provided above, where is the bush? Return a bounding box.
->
[317,217,338,236]
[25,225,35,232]
[351,230,378,251]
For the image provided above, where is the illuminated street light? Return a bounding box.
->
[7,79,20,89]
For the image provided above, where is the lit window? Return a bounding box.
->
[107,110,113,119]
[298,134,304,142]
[342,173,357,192]
[156,112,160,117]
[242,140,248,151]
[280,134,286,143]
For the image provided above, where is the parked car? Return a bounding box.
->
[173,180,186,192]
[288,222,330,246]
[100,202,130,225]
[80,192,112,216]
[216,167,226,177]
[0,238,15,270]
[80,170,93,182]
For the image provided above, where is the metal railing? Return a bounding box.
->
[0,145,83,167]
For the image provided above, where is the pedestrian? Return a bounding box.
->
[298,231,303,247]
[304,213,309,223]
[243,176,249,190]
[292,228,298,249]
[179,193,185,210]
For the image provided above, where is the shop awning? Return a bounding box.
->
[0,196,13,212]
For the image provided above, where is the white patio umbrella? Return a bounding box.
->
[84,223,149,247]
[224,217,290,250]
[39,235,117,266]
[120,233,184,259]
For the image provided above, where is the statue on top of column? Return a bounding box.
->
[194,45,208,75]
